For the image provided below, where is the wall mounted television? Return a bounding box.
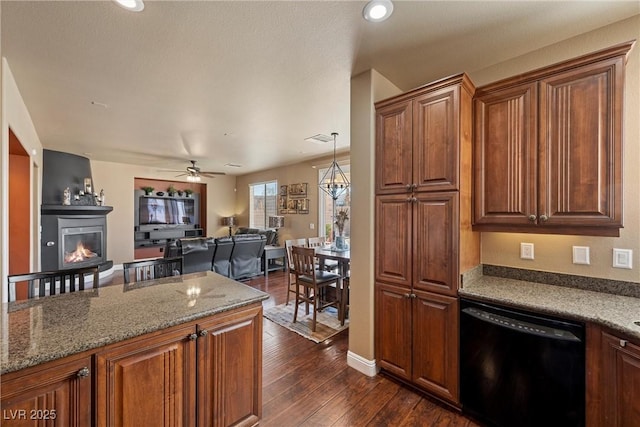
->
[134,190,200,231]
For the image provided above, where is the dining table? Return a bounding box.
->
[313,247,350,323]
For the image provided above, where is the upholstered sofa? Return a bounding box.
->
[229,234,266,280]
[165,234,267,280]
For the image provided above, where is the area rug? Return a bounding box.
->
[263,303,349,343]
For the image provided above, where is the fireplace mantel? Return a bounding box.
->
[41,205,113,216]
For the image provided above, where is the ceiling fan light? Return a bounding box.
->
[363,0,393,22]
[113,0,144,12]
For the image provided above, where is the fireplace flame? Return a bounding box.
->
[65,242,98,264]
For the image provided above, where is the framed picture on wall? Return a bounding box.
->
[288,183,308,197]
[287,198,298,214]
[278,195,288,214]
[297,198,309,214]
[280,185,288,196]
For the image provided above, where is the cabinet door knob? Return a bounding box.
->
[620,339,628,347]
[403,293,411,299]
[410,293,417,299]
[411,197,418,203]
[77,367,90,378]
[405,184,413,191]
[188,333,198,341]
[199,330,208,337]
[539,214,549,222]
[412,183,418,189]
[406,197,413,203]
[528,214,537,222]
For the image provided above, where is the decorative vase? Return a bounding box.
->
[335,236,347,251]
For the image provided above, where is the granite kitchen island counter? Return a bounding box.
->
[1,270,269,374]
[460,272,640,341]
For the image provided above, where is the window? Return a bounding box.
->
[318,164,350,242]
[249,181,278,229]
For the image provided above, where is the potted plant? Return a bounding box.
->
[184,189,194,198]
[177,189,184,197]
[141,186,154,196]
[167,184,177,197]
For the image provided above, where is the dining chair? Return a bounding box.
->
[307,236,339,272]
[7,266,100,302]
[284,238,308,308]
[291,246,341,332]
[122,256,183,284]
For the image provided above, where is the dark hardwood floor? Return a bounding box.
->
[242,270,480,427]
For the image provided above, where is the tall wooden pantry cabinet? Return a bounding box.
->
[374,73,480,406]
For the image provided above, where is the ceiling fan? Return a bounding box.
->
[168,160,226,181]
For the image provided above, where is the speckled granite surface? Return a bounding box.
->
[0,271,269,375]
[460,267,640,341]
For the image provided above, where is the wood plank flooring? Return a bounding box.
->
[242,270,481,427]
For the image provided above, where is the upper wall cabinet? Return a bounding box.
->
[376,74,474,194]
[473,41,634,236]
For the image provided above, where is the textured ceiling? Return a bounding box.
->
[2,1,638,175]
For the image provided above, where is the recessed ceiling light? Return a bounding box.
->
[363,0,393,22]
[113,0,144,12]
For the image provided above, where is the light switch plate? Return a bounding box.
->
[613,248,633,269]
[572,246,590,265]
[520,243,534,260]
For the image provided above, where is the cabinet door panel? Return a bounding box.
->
[413,192,459,296]
[197,305,262,427]
[413,86,459,192]
[375,195,412,288]
[601,332,640,427]
[1,356,92,427]
[539,57,623,227]
[375,100,413,194]
[375,282,412,380]
[473,83,538,226]
[412,291,459,405]
[96,325,196,427]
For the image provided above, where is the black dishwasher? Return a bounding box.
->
[460,298,585,427]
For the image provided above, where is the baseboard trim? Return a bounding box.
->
[346,350,378,377]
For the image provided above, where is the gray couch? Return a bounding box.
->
[165,234,267,279]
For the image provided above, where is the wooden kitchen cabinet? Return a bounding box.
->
[196,305,262,427]
[375,283,459,404]
[473,42,633,236]
[376,74,472,195]
[96,323,197,427]
[96,303,262,427]
[374,73,479,407]
[376,192,460,297]
[1,354,93,426]
[587,324,640,427]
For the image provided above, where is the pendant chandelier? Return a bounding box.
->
[319,132,350,201]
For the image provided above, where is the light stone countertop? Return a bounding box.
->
[460,274,640,341]
[0,271,269,375]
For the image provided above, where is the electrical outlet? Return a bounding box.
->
[613,248,633,269]
[572,246,590,265]
[520,243,534,260]
[309,223,315,230]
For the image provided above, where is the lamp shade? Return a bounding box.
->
[222,216,236,226]
[268,215,285,228]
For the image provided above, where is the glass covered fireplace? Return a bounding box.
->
[58,218,106,269]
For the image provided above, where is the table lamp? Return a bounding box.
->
[268,215,285,246]
[222,216,236,237]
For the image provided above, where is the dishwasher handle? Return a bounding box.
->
[462,307,582,342]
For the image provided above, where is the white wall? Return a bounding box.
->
[1,58,43,303]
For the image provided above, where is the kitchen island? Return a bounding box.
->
[1,270,269,426]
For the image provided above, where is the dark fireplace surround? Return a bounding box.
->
[41,150,113,272]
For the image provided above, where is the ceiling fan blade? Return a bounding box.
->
[175,173,187,177]
[201,172,226,177]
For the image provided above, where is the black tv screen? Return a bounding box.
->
[139,197,193,225]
